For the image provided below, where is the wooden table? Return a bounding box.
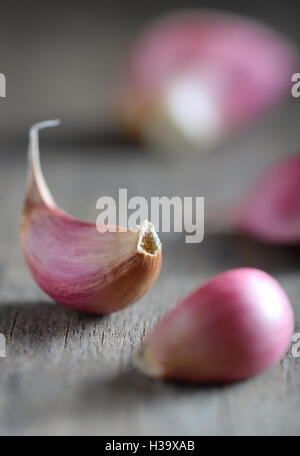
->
[0,100,299,435]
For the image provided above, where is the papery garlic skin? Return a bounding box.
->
[21,121,162,314]
[237,154,300,245]
[136,268,294,383]
[119,11,297,149]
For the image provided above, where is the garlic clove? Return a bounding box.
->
[21,121,162,314]
[119,11,296,150]
[136,268,294,383]
[237,154,300,245]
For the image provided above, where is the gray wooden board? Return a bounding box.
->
[0,101,300,435]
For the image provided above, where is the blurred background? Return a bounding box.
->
[0,0,299,221]
[0,0,300,140]
[0,0,300,436]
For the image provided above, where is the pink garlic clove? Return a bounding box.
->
[118,11,297,149]
[136,268,294,383]
[237,154,300,244]
[20,121,162,314]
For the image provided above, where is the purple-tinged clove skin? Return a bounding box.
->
[118,10,297,150]
[136,268,294,383]
[237,154,300,245]
[20,121,162,314]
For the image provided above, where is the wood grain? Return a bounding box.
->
[0,101,300,435]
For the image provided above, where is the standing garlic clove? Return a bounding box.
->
[20,121,162,314]
[136,268,294,383]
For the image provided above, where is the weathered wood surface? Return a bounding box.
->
[0,101,300,435]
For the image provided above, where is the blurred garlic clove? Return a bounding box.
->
[20,120,162,314]
[118,10,297,150]
[136,268,294,383]
[237,154,300,244]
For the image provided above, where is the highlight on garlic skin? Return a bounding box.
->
[118,10,296,150]
[236,154,300,245]
[136,268,294,383]
[20,120,162,314]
